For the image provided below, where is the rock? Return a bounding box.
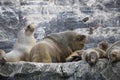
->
[0,0,20,41]
[0,27,120,51]
[0,59,120,80]
[0,0,120,41]
[0,41,14,52]
[0,59,108,80]
[0,0,119,80]
[102,62,120,80]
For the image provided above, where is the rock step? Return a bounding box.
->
[0,59,119,80]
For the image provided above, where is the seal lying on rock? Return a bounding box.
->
[107,40,120,63]
[66,41,109,65]
[29,31,86,63]
[81,41,109,65]
[109,49,120,63]
[97,40,109,52]
[82,48,107,65]
[0,24,36,63]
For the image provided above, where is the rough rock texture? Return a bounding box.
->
[0,0,120,44]
[0,0,120,41]
[0,59,120,80]
[0,60,109,80]
[0,0,120,80]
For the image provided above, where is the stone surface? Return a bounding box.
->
[0,0,120,80]
[0,59,120,80]
[0,60,108,80]
[0,0,120,41]
[0,0,119,46]
[1,26,120,52]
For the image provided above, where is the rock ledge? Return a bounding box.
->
[0,59,120,80]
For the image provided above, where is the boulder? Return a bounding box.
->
[0,59,120,80]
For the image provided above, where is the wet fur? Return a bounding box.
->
[29,31,86,63]
[107,41,120,63]
[66,50,84,62]
[4,24,36,62]
[65,41,108,63]
[82,47,107,65]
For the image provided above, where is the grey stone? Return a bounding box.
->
[0,41,14,52]
[0,0,20,41]
[0,0,120,80]
[0,59,120,80]
[0,59,109,80]
[0,0,120,41]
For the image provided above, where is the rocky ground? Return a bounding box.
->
[0,59,120,80]
[0,0,120,80]
[0,0,119,51]
[0,0,119,41]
